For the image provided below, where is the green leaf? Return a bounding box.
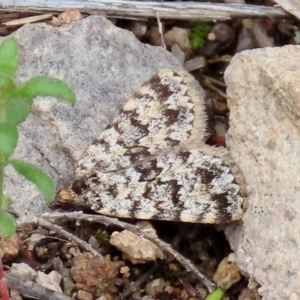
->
[5,97,33,126]
[1,196,12,210]
[205,288,225,300]
[8,159,55,201]
[0,123,18,158]
[0,74,14,89]
[0,38,18,76]
[0,210,16,240]
[15,77,76,103]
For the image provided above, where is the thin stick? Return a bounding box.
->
[0,154,4,211]
[0,0,289,21]
[40,211,216,292]
[202,79,227,99]
[18,217,104,259]
[156,12,166,49]
[202,75,226,88]
[118,263,160,299]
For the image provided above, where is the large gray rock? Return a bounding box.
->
[4,16,183,217]
[225,45,300,300]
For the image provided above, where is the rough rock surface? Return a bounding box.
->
[4,16,183,217]
[225,45,300,300]
[274,0,300,19]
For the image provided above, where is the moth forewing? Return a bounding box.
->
[58,70,247,224]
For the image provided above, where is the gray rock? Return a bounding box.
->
[10,262,37,281]
[225,45,300,300]
[4,16,183,217]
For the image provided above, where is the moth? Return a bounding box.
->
[58,70,246,224]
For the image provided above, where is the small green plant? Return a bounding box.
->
[95,230,110,244]
[188,22,213,51]
[205,287,225,300]
[0,37,75,240]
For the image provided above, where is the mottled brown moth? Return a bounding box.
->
[58,70,246,224]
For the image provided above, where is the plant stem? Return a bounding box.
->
[0,153,4,209]
[0,104,5,123]
[0,259,10,300]
[0,97,7,210]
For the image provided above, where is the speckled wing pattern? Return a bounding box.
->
[59,70,246,224]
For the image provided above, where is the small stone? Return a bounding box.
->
[77,290,93,300]
[136,221,158,237]
[145,278,165,297]
[238,287,259,300]
[180,288,190,299]
[10,263,37,281]
[168,263,180,271]
[68,246,81,257]
[242,19,253,29]
[184,56,205,72]
[70,252,117,297]
[0,235,22,262]
[95,294,113,300]
[110,230,164,264]
[127,21,147,39]
[10,289,22,300]
[96,297,107,300]
[203,23,235,58]
[164,27,192,57]
[88,235,99,249]
[164,285,174,294]
[35,271,62,292]
[171,44,185,66]
[62,269,75,296]
[119,266,130,275]
[35,245,48,259]
[58,10,82,24]
[147,26,161,46]
[213,255,242,290]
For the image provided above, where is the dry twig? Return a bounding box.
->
[18,217,104,259]
[37,211,216,292]
[5,273,73,300]
[118,263,160,299]
[0,0,289,21]
[156,12,166,49]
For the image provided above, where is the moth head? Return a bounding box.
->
[56,178,87,204]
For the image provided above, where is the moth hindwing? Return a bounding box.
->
[59,70,246,224]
